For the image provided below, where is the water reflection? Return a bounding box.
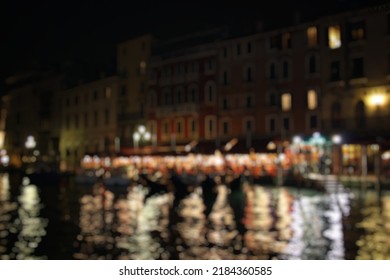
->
[355,191,390,259]
[2,173,390,259]
[0,174,48,259]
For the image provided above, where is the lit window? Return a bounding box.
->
[307,26,318,47]
[139,61,146,75]
[307,89,318,110]
[105,87,112,98]
[328,25,342,49]
[281,93,292,111]
[349,21,365,41]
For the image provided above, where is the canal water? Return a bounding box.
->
[0,172,389,260]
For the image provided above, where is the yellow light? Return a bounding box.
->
[369,93,385,107]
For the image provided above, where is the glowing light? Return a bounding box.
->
[133,132,140,142]
[25,136,36,149]
[332,134,342,145]
[369,93,385,107]
[292,136,302,144]
[267,141,276,150]
[144,132,151,141]
[138,125,146,134]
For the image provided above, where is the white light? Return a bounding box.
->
[332,135,342,144]
[293,136,302,144]
[313,132,321,138]
[138,125,146,134]
[144,132,151,141]
[25,135,36,149]
[133,132,140,141]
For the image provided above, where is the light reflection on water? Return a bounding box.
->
[1,173,390,259]
[0,174,48,259]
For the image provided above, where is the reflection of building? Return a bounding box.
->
[2,72,63,168]
[57,76,118,171]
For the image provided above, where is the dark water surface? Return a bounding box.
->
[1,172,389,260]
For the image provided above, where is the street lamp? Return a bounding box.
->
[133,125,151,152]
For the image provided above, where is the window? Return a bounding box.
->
[309,115,318,129]
[351,57,364,78]
[205,116,217,139]
[222,121,229,135]
[246,95,253,108]
[328,25,342,49]
[283,117,290,131]
[282,32,292,49]
[247,42,252,54]
[244,119,254,133]
[188,84,198,103]
[140,61,147,75]
[206,59,215,71]
[94,111,98,127]
[105,87,112,99]
[205,81,216,104]
[282,60,289,79]
[268,62,277,80]
[74,114,79,129]
[121,85,127,96]
[330,61,341,81]
[176,120,183,136]
[308,55,317,74]
[307,26,318,47]
[268,117,277,133]
[307,89,318,110]
[222,70,229,85]
[105,109,109,125]
[267,91,278,107]
[223,47,228,58]
[355,100,366,127]
[269,34,281,50]
[84,113,88,128]
[188,118,198,138]
[222,98,228,110]
[349,21,365,41]
[281,93,292,111]
[246,66,253,82]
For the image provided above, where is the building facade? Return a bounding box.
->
[57,76,119,171]
[3,72,63,168]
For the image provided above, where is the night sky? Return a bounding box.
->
[0,0,387,85]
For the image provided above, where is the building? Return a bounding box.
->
[146,30,223,154]
[3,72,64,168]
[57,76,119,171]
[116,34,154,151]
